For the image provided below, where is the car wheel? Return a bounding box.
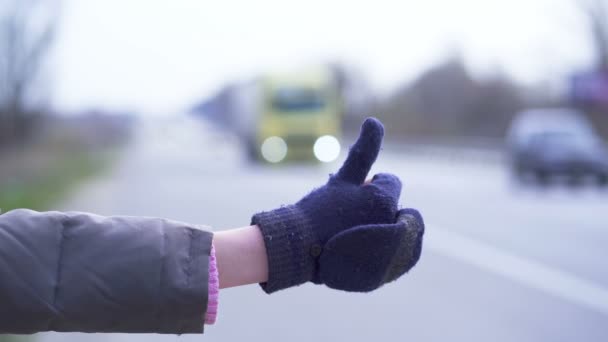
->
[535,170,550,185]
[567,173,583,187]
[510,166,524,183]
[598,173,608,186]
[244,139,260,163]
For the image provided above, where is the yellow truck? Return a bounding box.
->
[252,68,343,163]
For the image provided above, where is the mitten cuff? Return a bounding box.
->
[251,205,318,293]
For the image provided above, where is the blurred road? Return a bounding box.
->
[39,116,608,342]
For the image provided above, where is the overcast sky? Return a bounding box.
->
[51,0,596,115]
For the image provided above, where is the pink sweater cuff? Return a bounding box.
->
[205,244,219,325]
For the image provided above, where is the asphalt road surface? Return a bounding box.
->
[37,116,608,342]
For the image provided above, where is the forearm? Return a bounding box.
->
[213,225,269,289]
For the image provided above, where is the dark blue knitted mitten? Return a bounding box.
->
[251,117,424,293]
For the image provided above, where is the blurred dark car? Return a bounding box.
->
[507,108,608,184]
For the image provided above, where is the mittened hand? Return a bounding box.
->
[252,117,424,293]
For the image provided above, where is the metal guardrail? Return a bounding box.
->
[380,138,507,165]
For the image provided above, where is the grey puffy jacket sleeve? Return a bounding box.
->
[0,209,214,334]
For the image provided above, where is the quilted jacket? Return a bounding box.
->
[0,209,213,334]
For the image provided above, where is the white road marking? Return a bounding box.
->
[426,225,608,316]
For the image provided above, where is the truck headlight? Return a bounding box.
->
[261,136,288,163]
[313,135,340,162]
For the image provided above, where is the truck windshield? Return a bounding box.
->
[272,87,326,112]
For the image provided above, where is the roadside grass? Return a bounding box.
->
[0,337,30,342]
[0,150,116,212]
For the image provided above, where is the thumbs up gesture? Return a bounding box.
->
[252,118,424,293]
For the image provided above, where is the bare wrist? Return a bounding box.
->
[213,225,269,289]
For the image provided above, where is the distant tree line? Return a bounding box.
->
[572,0,608,137]
[372,57,533,140]
[0,0,58,146]
[355,0,608,140]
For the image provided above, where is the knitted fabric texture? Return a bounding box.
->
[252,206,317,293]
[253,118,424,293]
[204,244,219,325]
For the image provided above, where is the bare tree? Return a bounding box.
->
[571,0,608,137]
[580,0,608,71]
[0,0,59,144]
[377,56,527,138]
